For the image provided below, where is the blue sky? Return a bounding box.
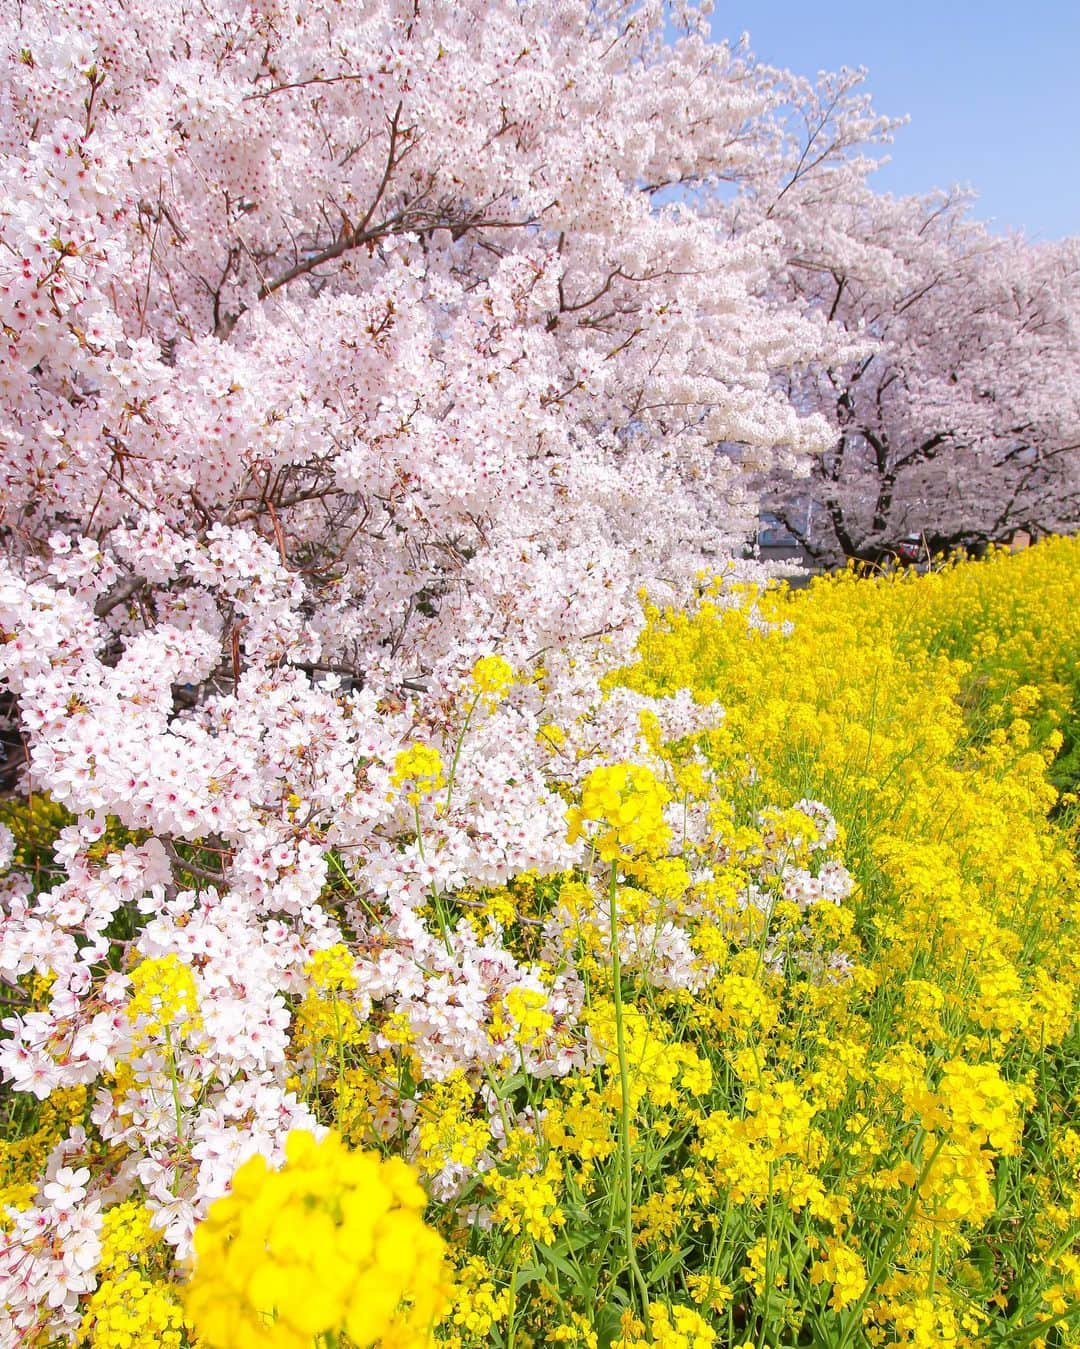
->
[707,2,1079,241]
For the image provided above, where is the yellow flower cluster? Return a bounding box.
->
[81,1268,187,1349]
[305,943,358,993]
[81,1262,186,1349]
[542,1077,617,1170]
[614,1301,717,1348]
[567,762,672,862]
[809,1239,867,1312]
[439,1256,511,1348]
[126,953,200,1042]
[936,1058,1028,1155]
[295,942,366,1049]
[80,1202,186,1348]
[186,1129,448,1348]
[470,655,514,700]
[503,985,554,1050]
[390,743,446,804]
[416,1072,492,1173]
[488,1155,565,1244]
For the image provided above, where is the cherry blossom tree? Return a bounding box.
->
[757,184,1080,564]
[2,0,838,678]
[0,0,855,969]
[0,5,855,1330]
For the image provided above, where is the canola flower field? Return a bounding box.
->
[4,538,1080,1348]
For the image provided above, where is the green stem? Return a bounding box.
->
[332,995,348,1087]
[163,1025,184,1196]
[414,803,454,956]
[164,1025,183,1139]
[836,1131,946,1349]
[608,864,651,1316]
[757,1161,776,1349]
[506,1243,523,1349]
[445,695,479,814]
[326,850,385,931]
[481,1060,514,1142]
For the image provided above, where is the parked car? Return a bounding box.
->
[850,534,926,571]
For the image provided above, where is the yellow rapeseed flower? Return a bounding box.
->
[470,654,514,700]
[186,1129,448,1348]
[567,762,672,862]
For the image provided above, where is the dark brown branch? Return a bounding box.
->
[94,575,145,618]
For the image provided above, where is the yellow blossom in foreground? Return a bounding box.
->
[126,953,200,1042]
[567,762,672,861]
[186,1129,448,1348]
[391,743,447,804]
[471,654,514,699]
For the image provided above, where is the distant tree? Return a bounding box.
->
[755,182,1080,564]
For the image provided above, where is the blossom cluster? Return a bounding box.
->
[186,1129,448,1348]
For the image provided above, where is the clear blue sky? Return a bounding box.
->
[708,2,1080,241]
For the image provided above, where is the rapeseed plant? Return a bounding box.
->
[186,1129,448,1347]
[5,539,1080,1346]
